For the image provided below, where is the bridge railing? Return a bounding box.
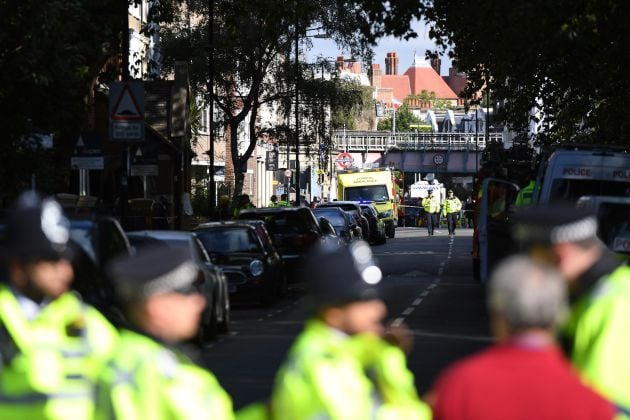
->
[333,131,503,151]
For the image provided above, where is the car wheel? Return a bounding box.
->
[386,225,395,238]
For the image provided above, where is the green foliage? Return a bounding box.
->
[423,0,630,147]
[377,104,424,131]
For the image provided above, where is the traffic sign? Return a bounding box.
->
[71,132,104,170]
[266,150,278,171]
[284,169,292,178]
[336,152,354,169]
[130,144,158,176]
[109,81,144,142]
[433,153,445,166]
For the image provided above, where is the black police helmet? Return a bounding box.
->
[4,191,72,262]
[303,240,382,309]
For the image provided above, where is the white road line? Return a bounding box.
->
[391,317,405,327]
[257,318,264,322]
[267,314,273,318]
[428,284,437,289]
[402,307,414,316]
[412,298,423,306]
[439,261,446,267]
[438,268,444,276]
[421,291,429,297]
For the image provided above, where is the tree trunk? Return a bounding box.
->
[224,120,236,199]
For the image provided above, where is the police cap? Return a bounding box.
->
[4,191,72,262]
[511,203,598,247]
[303,240,382,308]
[107,245,199,303]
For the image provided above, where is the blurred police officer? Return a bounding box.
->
[442,189,462,235]
[423,189,440,236]
[512,204,630,416]
[96,245,233,420]
[0,191,118,419]
[269,241,431,419]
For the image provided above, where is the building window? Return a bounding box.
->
[200,105,209,134]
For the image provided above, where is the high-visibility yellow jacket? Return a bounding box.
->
[422,195,440,214]
[563,264,630,416]
[270,320,431,420]
[0,284,118,420]
[515,180,536,206]
[442,197,462,216]
[96,329,234,420]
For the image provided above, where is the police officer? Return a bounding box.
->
[268,241,431,419]
[233,194,255,218]
[96,245,234,420]
[269,195,279,207]
[514,176,536,207]
[442,189,462,235]
[278,193,291,207]
[0,191,118,419]
[512,204,630,416]
[422,189,440,236]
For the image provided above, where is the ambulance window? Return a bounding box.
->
[550,179,630,203]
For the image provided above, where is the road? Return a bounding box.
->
[201,227,492,410]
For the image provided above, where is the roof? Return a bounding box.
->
[126,230,194,241]
[195,221,258,230]
[379,75,411,103]
[404,65,458,99]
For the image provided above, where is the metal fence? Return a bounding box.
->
[333,131,504,152]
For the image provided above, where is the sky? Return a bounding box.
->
[306,19,453,76]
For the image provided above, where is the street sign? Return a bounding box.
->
[109,81,144,142]
[266,150,278,171]
[433,153,445,166]
[130,144,158,176]
[70,132,104,170]
[336,152,354,169]
[284,169,292,178]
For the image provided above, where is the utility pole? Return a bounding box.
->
[294,21,300,205]
[207,0,216,213]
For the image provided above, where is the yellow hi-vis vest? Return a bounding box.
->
[0,284,118,420]
[96,329,234,420]
[563,264,630,417]
[442,197,462,216]
[423,195,440,214]
[269,320,431,420]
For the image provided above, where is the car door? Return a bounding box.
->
[478,178,520,283]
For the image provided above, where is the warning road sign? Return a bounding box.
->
[109,81,144,142]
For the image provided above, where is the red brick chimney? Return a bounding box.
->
[370,63,382,87]
[385,52,399,75]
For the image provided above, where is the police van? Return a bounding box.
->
[537,147,630,203]
[577,195,630,256]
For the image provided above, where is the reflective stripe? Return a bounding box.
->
[0,390,91,403]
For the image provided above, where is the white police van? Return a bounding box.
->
[577,195,630,256]
[537,146,630,203]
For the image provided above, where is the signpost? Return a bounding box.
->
[266,150,278,171]
[70,133,104,196]
[336,152,354,169]
[130,144,158,198]
[109,81,144,142]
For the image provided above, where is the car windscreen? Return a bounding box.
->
[69,227,97,262]
[196,228,261,253]
[243,212,312,235]
[128,235,189,253]
[596,203,630,253]
[549,179,630,203]
[344,185,389,202]
[312,209,346,226]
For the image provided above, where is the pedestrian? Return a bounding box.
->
[422,189,440,236]
[233,194,255,218]
[511,204,630,416]
[269,195,278,207]
[0,191,118,420]
[95,245,234,420]
[428,255,615,420]
[267,241,431,419]
[442,189,462,235]
[278,194,291,207]
[514,175,536,207]
[214,195,231,220]
[463,196,474,228]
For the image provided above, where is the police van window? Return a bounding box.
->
[550,179,630,202]
[596,203,630,254]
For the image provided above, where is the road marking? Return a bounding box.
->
[412,298,423,306]
[391,317,405,327]
[428,283,437,289]
[402,307,414,316]
[421,291,429,297]
[438,268,444,276]
[439,261,446,267]
[257,318,264,322]
[267,314,273,318]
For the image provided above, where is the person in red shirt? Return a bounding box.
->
[427,255,615,420]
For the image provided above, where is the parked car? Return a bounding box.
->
[126,230,230,341]
[312,207,360,244]
[316,201,370,241]
[359,203,387,245]
[194,220,287,306]
[237,207,322,281]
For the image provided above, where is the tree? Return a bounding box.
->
[423,0,630,147]
[377,104,424,131]
[162,0,426,200]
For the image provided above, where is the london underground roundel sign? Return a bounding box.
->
[336,152,354,169]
